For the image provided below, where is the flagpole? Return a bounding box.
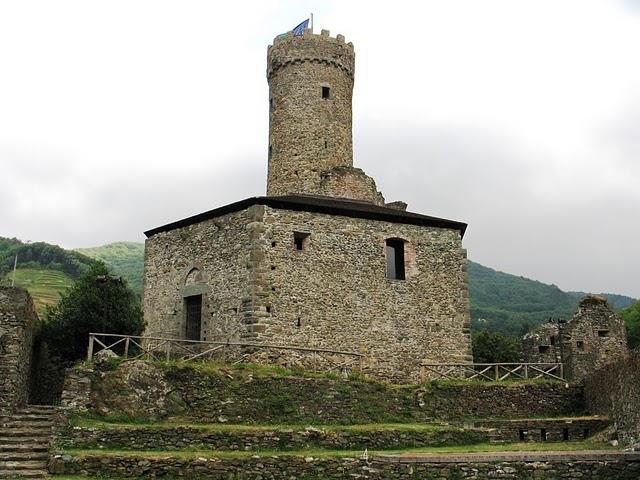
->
[11,254,17,287]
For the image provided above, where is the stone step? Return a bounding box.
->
[0,420,53,429]
[0,443,49,452]
[0,414,55,423]
[0,469,49,478]
[0,436,50,445]
[0,427,52,437]
[0,460,48,471]
[0,451,49,462]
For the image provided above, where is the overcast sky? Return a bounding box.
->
[1,0,638,298]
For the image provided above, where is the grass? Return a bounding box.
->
[60,440,616,460]
[69,417,466,432]
[5,267,73,315]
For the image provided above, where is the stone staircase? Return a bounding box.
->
[0,405,56,479]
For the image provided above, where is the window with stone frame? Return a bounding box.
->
[385,238,406,280]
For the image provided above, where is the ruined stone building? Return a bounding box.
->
[522,295,628,382]
[143,28,472,382]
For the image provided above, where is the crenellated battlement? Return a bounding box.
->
[267,28,355,80]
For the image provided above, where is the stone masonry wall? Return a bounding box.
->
[0,287,39,410]
[60,362,584,424]
[51,453,640,479]
[143,204,471,383]
[257,206,472,382]
[585,352,640,447]
[143,208,256,342]
[522,323,561,364]
[561,295,628,383]
[58,425,488,451]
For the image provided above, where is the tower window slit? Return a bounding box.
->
[386,239,406,280]
[322,86,330,99]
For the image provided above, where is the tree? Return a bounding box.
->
[621,300,640,349]
[43,261,144,362]
[472,331,521,363]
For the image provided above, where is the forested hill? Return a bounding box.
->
[468,261,636,336]
[2,236,636,337]
[75,242,144,294]
[0,237,94,280]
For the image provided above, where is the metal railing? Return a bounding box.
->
[87,333,363,376]
[421,362,565,382]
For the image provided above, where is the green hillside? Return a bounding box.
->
[3,267,74,316]
[76,242,144,295]
[468,261,636,336]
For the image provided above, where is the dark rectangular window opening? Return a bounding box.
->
[386,239,406,280]
[322,86,330,99]
[577,340,585,351]
[293,232,310,251]
[324,140,328,148]
[583,428,591,439]
[518,429,526,441]
[563,428,569,441]
[598,330,610,338]
[185,295,202,341]
[538,345,550,354]
[550,336,556,346]
[540,428,547,442]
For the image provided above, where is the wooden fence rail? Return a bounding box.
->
[87,333,363,376]
[421,362,565,382]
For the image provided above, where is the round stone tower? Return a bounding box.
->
[266,28,356,197]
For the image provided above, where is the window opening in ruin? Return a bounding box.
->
[266,305,272,314]
[322,86,330,99]
[296,317,301,327]
[598,330,609,338]
[268,145,273,160]
[271,241,276,247]
[385,238,406,280]
[550,336,556,346]
[583,428,590,439]
[540,428,547,441]
[563,428,569,441]
[324,140,328,148]
[576,340,585,351]
[518,430,526,441]
[271,265,276,270]
[185,295,202,341]
[538,345,550,354]
[293,232,310,251]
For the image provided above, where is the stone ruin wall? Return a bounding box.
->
[0,287,39,410]
[561,295,628,382]
[143,205,472,383]
[585,352,640,448]
[522,322,562,364]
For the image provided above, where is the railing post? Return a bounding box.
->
[87,334,95,361]
[524,364,528,379]
[166,341,171,361]
[559,363,564,380]
[495,364,499,381]
[124,337,130,358]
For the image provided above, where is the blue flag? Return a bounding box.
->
[292,19,309,36]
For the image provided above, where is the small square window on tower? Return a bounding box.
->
[293,232,310,250]
[322,86,330,99]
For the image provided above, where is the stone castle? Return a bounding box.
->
[142,27,472,382]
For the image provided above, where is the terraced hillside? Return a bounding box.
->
[3,267,74,316]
